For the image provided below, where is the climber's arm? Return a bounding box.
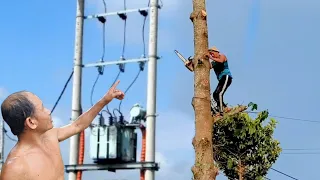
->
[185,61,194,72]
[211,54,227,63]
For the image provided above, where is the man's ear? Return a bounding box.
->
[25,117,38,130]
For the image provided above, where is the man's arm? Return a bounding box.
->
[185,61,194,72]
[211,54,227,63]
[56,97,111,142]
[55,80,124,142]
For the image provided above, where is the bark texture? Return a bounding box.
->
[190,0,218,179]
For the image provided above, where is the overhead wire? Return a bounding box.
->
[281,148,320,155]
[246,111,320,124]
[93,0,118,116]
[282,152,320,155]
[270,168,298,180]
[121,0,127,57]
[116,0,149,113]
[103,0,129,116]
[90,0,108,108]
[118,69,142,112]
[283,148,320,151]
[142,13,147,57]
[90,73,101,106]
[51,70,74,114]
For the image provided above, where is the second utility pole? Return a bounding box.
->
[69,0,84,180]
[190,0,218,180]
[145,0,159,179]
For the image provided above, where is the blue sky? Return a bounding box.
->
[1,0,320,179]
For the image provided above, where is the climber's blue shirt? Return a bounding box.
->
[211,60,232,80]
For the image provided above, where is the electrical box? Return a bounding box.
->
[119,126,137,162]
[90,125,137,163]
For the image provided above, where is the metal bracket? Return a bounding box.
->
[65,162,159,173]
[83,56,161,68]
[83,58,148,68]
[85,7,150,19]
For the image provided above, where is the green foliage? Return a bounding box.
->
[213,106,282,180]
[248,102,258,111]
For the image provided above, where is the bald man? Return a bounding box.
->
[0,81,124,180]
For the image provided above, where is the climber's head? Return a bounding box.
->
[209,46,219,58]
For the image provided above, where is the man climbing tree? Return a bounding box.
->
[208,46,233,115]
[183,46,233,116]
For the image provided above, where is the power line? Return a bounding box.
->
[270,168,298,180]
[246,111,320,124]
[142,13,147,56]
[142,0,150,57]
[118,69,142,112]
[99,0,118,115]
[121,0,127,57]
[51,70,74,114]
[282,152,320,155]
[283,148,320,151]
[269,115,320,124]
[111,0,147,114]
[281,148,320,155]
[90,73,101,106]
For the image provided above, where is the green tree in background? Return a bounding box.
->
[213,103,282,180]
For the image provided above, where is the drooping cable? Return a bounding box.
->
[91,0,108,113]
[122,0,127,57]
[141,9,147,57]
[118,69,142,113]
[115,2,148,114]
[90,73,100,106]
[270,168,298,180]
[51,70,74,114]
[247,111,320,124]
[118,0,127,73]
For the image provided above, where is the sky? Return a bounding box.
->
[0,0,320,179]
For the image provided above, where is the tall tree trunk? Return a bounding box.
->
[190,0,218,179]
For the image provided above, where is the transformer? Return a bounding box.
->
[90,124,137,163]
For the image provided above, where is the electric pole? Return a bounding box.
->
[69,0,84,180]
[145,0,159,179]
[190,0,218,180]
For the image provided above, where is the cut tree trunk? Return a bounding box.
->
[190,0,218,179]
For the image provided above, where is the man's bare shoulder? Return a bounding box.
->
[44,127,62,142]
[1,156,30,180]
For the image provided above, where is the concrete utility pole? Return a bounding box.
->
[69,0,84,180]
[145,0,159,179]
[190,0,218,180]
[0,119,4,170]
